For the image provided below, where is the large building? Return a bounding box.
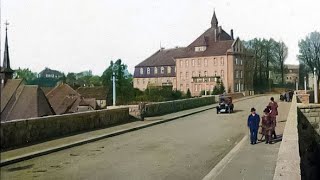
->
[133,11,250,95]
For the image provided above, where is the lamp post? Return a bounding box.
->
[112,72,116,106]
[304,76,307,94]
[314,67,318,103]
[204,79,207,96]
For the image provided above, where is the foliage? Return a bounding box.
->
[186,88,192,98]
[244,38,288,91]
[101,59,134,105]
[298,31,320,85]
[15,68,37,84]
[211,80,225,95]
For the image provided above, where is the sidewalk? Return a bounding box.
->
[203,101,292,180]
[0,95,261,166]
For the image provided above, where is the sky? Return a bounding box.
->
[1,0,320,75]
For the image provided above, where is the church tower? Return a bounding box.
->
[211,10,218,28]
[1,21,14,85]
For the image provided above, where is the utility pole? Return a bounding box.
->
[304,76,307,94]
[314,67,318,103]
[112,72,116,106]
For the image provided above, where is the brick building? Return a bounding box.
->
[133,11,251,95]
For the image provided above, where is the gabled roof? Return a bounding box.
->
[188,27,232,48]
[1,79,55,121]
[46,83,81,115]
[79,98,97,110]
[135,47,186,67]
[76,86,107,100]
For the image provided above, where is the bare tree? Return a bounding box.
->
[298,31,320,85]
[274,41,288,84]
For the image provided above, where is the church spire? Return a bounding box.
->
[211,10,218,28]
[3,21,11,70]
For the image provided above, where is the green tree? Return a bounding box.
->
[15,68,37,84]
[186,88,191,98]
[298,31,320,85]
[66,73,77,87]
[101,59,134,105]
[89,75,102,86]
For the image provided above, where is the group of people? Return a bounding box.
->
[247,97,278,145]
[280,90,293,102]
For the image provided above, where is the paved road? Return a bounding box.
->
[1,95,287,180]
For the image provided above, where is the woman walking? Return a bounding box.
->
[268,97,278,139]
[261,108,273,144]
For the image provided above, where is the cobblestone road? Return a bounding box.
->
[1,95,289,180]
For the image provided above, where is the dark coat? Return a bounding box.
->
[248,113,260,130]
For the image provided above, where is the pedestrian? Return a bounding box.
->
[247,107,260,145]
[285,92,290,102]
[268,97,278,139]
[261,108,273,144]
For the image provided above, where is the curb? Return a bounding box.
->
[202,135,248,180]
[0,94,264,167]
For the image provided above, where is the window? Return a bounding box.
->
[195,84,198,92]
[195,46,206,52]
[214,58,217,65]
[235,83,238,91]
[220,57,224,65]
[154,67,158,74]
[221,70,224,78]
[286,77,289,80]
[186,72,189,79]
[198,71,201,77]
[180,60,183,67]
[180,72,183,80]
[147,67,150,75]
[197,59,201,66]
[204,71,208,77]
[161,67,164,74]
[204,59,208,66]
[235,58,238,65]
[180,84,184,91]
[167,66,171,74]
[140,68,144,75]
[192,71,195,77]
[240,71,243,78]
[289,70,292,73]
[214,71,217,76]
[240,59,243,65]
[186,60,189,67]
[192,59,195,66]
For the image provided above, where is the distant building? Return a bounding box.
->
[269,64,299,85]
[76,70,92,79]
[133,11,251,95]
[38,67,63,79]
[76,86,108,109]
[0,25,55,121]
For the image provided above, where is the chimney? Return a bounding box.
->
[231,29,234,40]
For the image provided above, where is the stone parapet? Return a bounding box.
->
[0,108,129,150]
[273,95,301,180]
[296,94,310,104]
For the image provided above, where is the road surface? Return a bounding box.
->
[1,95,289,180]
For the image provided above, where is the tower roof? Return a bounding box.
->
[2,21,13,73]
[211,10,218,28]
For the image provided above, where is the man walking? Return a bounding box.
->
[268,97,278,139]
[248,108,260,145]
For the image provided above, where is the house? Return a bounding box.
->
[38,67,63,79]
[133,11,251,95]
[76,86,108,109]
[0,26,55,121]
[46,83,97,114]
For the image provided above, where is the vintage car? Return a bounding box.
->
[216,95,234,114]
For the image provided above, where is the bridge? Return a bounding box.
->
[0,94,319,180]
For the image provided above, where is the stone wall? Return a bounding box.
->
[144,96,216,117]
[0,108,129,150]
[297,104,320,180]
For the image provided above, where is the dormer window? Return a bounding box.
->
[161,67,164,74]
[167,66,171,74]
[154,67,158,74]
[140,68,144,75]
[195,46,207,52]
[147,67,150,75]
